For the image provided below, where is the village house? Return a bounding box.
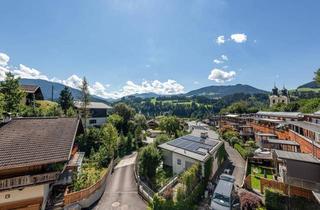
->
[273,150,320,199]
[74,101,112,128]
[146,119,159,129]
[304,111,320,124]
[158,134,223,178]
[249,111,320,159]
[20,85,44,107]
[0,117,83,210]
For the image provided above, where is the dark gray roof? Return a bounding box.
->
[74,101,112,109]
[256,111,303,118]
[256,132,277,137]
[288,121,320,133]
[0,117,81,170]
[191,125,208,131]
[20,85,40,93]
[267,139,300,146]
[158,134,222,161]
[167,135,218,156]
[274,150,320,164]
[252,117,284,123]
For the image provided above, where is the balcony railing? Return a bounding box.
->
[0,171,60,190]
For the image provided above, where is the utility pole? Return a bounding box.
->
[51,85,54,101]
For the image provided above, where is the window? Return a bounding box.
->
[177,159,181,165]
[89,119,97,124]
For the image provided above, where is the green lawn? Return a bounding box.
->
[250,164,273,190]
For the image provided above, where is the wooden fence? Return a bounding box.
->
[63,159,114,205]
[260,177,314,199]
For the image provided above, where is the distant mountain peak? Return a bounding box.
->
[185,84,267,98]
[20,78,110,103]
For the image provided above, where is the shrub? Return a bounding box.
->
[239,189,263,210]
[139,145,161,179]
[265,189,287,210]
[71,165,103,192]
[234,143,249,159]
[246,140,256,148]
[222,130,239,141]
[163,188,173,200]
[230,136,241,147]
[265,189,320,210]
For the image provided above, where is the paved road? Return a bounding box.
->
[224,141,246,187]
[92,153,147,210]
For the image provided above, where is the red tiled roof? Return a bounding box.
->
[0,117,81,170]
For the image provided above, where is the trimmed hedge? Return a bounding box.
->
[234,143,249,159]
[265,189,320,210]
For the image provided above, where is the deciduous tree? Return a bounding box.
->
[0,72,25,114]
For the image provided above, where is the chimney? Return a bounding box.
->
[200,132,208,140]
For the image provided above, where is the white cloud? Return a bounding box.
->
[12,64,49,80]
[0,53,10,66]
[0,51,185,99]
[216,35,225,44]
[0,66,9,80]
[213,59,223,64]
[230,33,247,43]
[221,54,228,61]
[208,68,236,83]
[213,55,228,64]
[193,81,199,85]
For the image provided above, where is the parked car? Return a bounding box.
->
[219,173,235,183]
[210,174,239,210]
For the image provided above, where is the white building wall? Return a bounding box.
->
[172,153,198,175]
[162,150,173,167]
[85,117,107,128]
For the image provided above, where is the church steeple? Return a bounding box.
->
[272,84,279,96]
[281,85,288,96]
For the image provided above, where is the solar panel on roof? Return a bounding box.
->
[167,136,216,156]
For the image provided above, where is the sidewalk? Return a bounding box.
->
[224,141,246,187]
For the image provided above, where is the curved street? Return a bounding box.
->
[92,153,147,210]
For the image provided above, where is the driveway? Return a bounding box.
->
[224,142,246,187]
[92,153,147,210]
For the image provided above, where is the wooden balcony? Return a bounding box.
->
[0,171,60,191]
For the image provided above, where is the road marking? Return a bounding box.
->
[112,201,120,207]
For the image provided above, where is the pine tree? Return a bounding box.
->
[58,86,74,114]
[79,77,90,131]
[0,72,25,114]
[314,68,320,85]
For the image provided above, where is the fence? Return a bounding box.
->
[133,153,155,203]
[63,159,114,206]
[158,175,179,196]
[260,177,314,200]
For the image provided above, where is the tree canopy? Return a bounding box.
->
[58,86,74,114]
[0,72,25,114]
[159,116,182,137]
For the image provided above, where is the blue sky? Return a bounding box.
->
[0,0,319,98]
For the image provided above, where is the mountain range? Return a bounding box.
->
[19,79,282,101]
[297,81,320,89]
[20,79,108,103]
[185,84,268,98]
